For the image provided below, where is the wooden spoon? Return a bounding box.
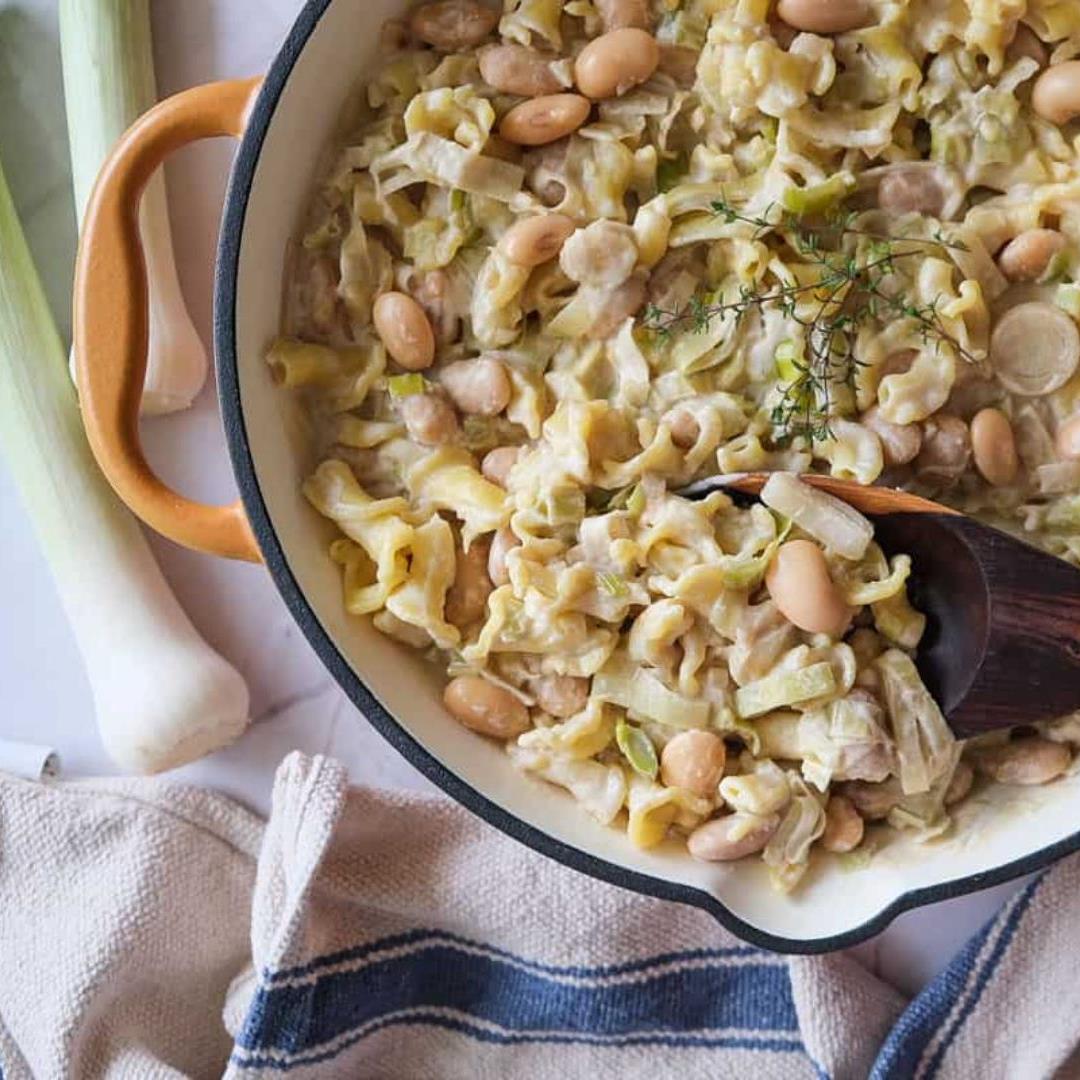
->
[684,473,1080,737]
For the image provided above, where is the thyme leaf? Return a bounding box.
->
[643,198,976,442]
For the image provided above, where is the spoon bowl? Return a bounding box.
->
[684,473,1080,737]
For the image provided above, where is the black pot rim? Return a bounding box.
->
[212,0,1077,956]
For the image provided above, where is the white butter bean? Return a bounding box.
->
[444,676,531,738]
[410,269,461,347]
[574,28,660,100]
[500,94,591,146]
[1033,60,1080,125]
[877,166,947,218]
[776,0,869,35]
[445,537,493,628]
[665,409,701,450]
[972,737,1071,786]
[996,229,1065,282]
[660,730,727,797]
[373,291,436,371]
[399,393,460,446]
[440,357,512,416]
[560,219,639,289]
[971,407,1019,487]
[501,214,576,267]
[410,0,499,51]
[862,405,922,467]
[822,795,864,853]
[533,675,590,718]
[915,414,971,483]
[765,540,854,637]
[688,813,780,861]
[836,779,901,820]
[479,44,564,97]
[481,446,522,487]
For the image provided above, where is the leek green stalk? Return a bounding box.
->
[0,156,249,773]
[59,0,207,415]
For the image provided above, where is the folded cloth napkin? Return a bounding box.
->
[0,754,1077,1080]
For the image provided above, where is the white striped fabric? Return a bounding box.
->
[0,752,1074,1080]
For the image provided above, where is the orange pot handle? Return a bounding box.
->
[75,77,264,563]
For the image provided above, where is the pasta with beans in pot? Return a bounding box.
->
[270,0,1080,890]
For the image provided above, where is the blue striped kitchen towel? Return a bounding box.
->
[221,754,1079,1080]
[0,755,1075,1078]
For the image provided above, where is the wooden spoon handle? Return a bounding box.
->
[936,517,1080,736]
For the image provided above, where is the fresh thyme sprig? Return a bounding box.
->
[643,198,976,442]
[708,200,971,255]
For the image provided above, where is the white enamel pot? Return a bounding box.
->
[72,0,1080,953]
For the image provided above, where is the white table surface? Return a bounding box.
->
[0,0,1026,998]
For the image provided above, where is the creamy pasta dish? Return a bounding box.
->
[270,0,1080,889]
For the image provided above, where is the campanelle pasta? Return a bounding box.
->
[272,0,1080,889]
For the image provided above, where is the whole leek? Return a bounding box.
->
[0,156,249,773]
[60,0,207,415]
